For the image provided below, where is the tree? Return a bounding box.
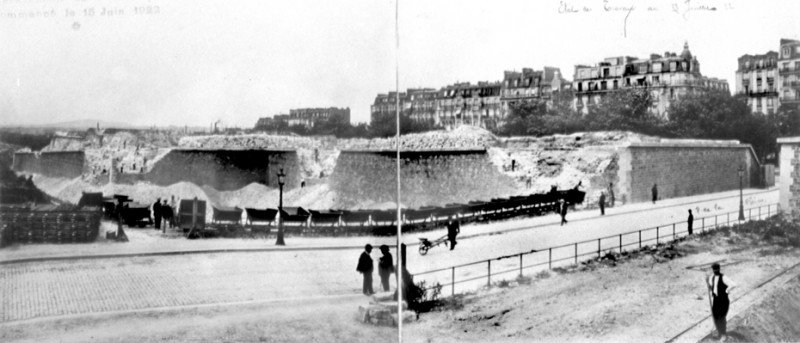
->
[585,87,661,133]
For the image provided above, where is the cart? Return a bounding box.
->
[418,235,449,255]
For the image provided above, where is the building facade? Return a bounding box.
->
[779,38,800,109]
[255,108,348,130]
[500,67,566,115]
[572,42,729,118]
[370,66,567,129]
[735,51,779,114]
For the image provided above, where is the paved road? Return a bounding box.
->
[408,189,778,294]
[0,189,778,323]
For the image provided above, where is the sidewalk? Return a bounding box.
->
[0,187,777,264]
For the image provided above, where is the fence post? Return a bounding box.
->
[702,218,705,233]
[715,215,717,229]
[672,223,676,240]
[639,230,641,249]
[727,213,730,225]
[487,260,491,287]
[519,254,523,277]
[452,267,455,296]
[749,208,752,220]
[549,248,552,270]
[619,234,622,253]
[656,227,659,245]
[574,243,578,265]
[597,238,601,258]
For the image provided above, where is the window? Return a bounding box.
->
[670,62,677,72]
[653,63,662,73]
[784,62,791,71]
[783,47,791,58]
[601,81,607,90]
[653,75,660,84]
[757,98,762,108]
[613,80,618,89]
[639,65,648,74]
[767,98,774,107]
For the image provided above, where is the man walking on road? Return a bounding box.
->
[707,263,737,342]
[356,244,374,295]
[447,217,460,250]
[558,198,568,225]
[687,209,694,235]
[599,192,606,216]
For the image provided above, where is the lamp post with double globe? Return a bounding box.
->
[276,168,286,246]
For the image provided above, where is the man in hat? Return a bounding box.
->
[378,245,394,292]
[599,192,606,216]
[559,198,568,226]
[152,198,162,230]
[707,263,737,342]
[356,244,374,295]
[447,216,460,251]
[687,209,694,235]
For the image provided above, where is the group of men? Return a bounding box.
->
[152,196,178,230]
[356,244,395,295]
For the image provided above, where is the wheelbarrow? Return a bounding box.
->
[418,235,449,255]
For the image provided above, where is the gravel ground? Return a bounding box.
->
[405,223,800,342]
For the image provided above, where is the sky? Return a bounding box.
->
[0,0,798,128]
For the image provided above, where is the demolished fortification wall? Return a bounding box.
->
[331,150,517,209]
[618,141,758,204]
[12,151,85,178]
[135,149,301,191]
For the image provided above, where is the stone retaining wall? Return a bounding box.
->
[618,142,759,204]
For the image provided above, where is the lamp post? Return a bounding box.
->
[275,168,286,246]
[738,166,745,221]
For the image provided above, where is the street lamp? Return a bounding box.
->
[275,168,286,246]
[738,166,745,221]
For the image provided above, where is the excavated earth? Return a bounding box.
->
[12,127,655,215]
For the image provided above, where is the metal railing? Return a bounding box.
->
[413,203,779,296]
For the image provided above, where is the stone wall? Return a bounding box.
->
[778,137,800,218]
[331,150,517,209]
[617,142,758,204]
[12,151,85,178]
[124,149,301,191]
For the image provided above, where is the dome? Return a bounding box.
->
[680,41,693,60]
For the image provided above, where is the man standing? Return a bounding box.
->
[707,263,737,342]
[356,244,374,295]
[687,209,694,235]
[378,245,394,292]
[152,198,162,230]
[608,182,615,208]
[652,183,658,204]
[559,198,568,226]
[447,217,460,251]
[599,192,606,216]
